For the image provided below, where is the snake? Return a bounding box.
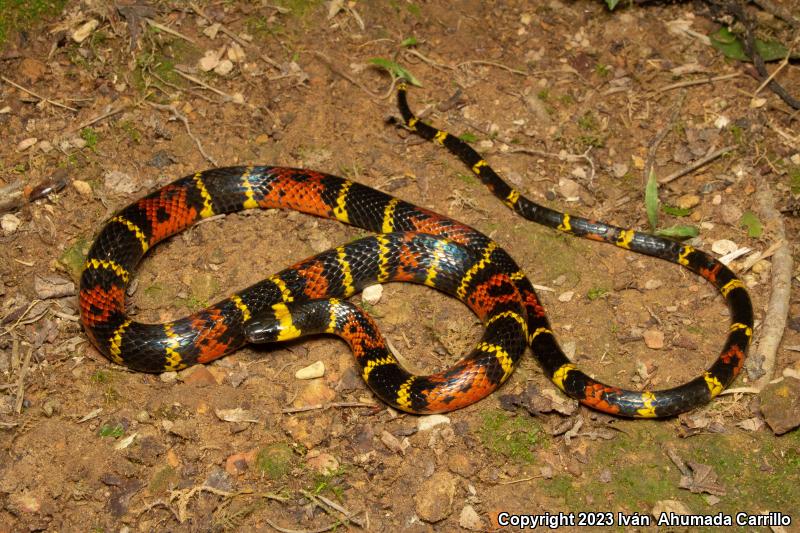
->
[78,84,753,417]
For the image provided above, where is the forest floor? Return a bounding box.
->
[1,0,799,531]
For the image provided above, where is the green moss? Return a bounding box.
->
[59,236,91,281]
[99,423,124,438]
[478,410,542,463]
[0,0,67,47]
[80,127,99,152]
[256,442,295,479]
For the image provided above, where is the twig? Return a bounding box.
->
[312,51,392,100]
[189,1,282,71]
[281,401,377,414]
[658,145,736,184]
[173,69,236,101]
[301,489,365,528]
[752,52,791,97]
[455,59,528,76]
[14,345,33,413]
[745,176,792,389]
[265,517,361,533]
[645,91,685,182]
[1,75,78,112]
[654,73,740,94]
[145,18,195,43]
[751,0,800,29]
[71,106,126,132]
[148,102,218,165]
[506,146,596,183]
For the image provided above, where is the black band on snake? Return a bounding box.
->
[78,83,753,417]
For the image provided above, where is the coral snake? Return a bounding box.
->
[78,84,753,417]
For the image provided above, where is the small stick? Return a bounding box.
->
[71,106,126,132]
[148,102,218,165]
[145,18,195,43]
[14,345,33,413]
[455,59,528,76]
[1,75,78,112]
[313,51,383,100]
[173,69,235,101]
[281,401,376,414]
[301,490,365,528]
[752,54,791,97]
[658,145,736,184]
[654,73,741,94]
[264,517,360,533]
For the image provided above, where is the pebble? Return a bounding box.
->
[643,329,664,349]
[415,471,457,522]
[136,410,151,423]
[643,279,663,290]
[720,203,742,225]
[104,170,138,195]
[417,414,450,432]
[38,140,53,153]
[362,284,383,305]
[295,360,325,380]
[1,213,21,234]
[558,290,574,303]
[181,365,219,386]
[203,23,221,39]
[759,377,800,434]
[295,379,335,406]
[42,399,61,417]
[16,137,37,152]
[612,163,629,178]
[305,451,339,475]
[459,505,484,531]
[159,371,178,383]
[198,50,220,71]
[676,194,700,209]
[557,177,580,199]
[214,59,234,76]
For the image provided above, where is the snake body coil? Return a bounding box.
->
[78,86,753,417]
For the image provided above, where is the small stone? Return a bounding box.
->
[558,177,580,199]
[362,284,383,305]
[306,452,339,475]
[72,179,93,198]
[676,194,700,209]
[558,290,574,302]
[198,50,221,71]
[135,410,151,423]
[159,371,178,383]
[9,491,40,513]
[612,163,629,178]
[759,377,800,434]
[42,399,61,417]
[459,505,485,531]
[711,194,722,205]
[714,116,730,129]
[415,471,457,522]
[71,19,99,43]
[652,499,692,520]
[295,379,335,406]
[643,329,664,349]
[1,213,21,234]
[447,453,475,477]
[295,360,325,380]
[380,430,407,454]
[643,279,663,290]
[104,170,138,195]
[203,23,221,39]
[16,137,37,152]
[38,140,53,153]
[417,414,450,432]
[181,365,219,386]
[214,59,234,76]
[720,203,742,226]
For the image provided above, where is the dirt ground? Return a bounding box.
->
[1,0,799,531]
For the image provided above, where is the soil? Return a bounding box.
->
[1,1,799,532]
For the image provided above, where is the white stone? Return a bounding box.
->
[295,360,325,380]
